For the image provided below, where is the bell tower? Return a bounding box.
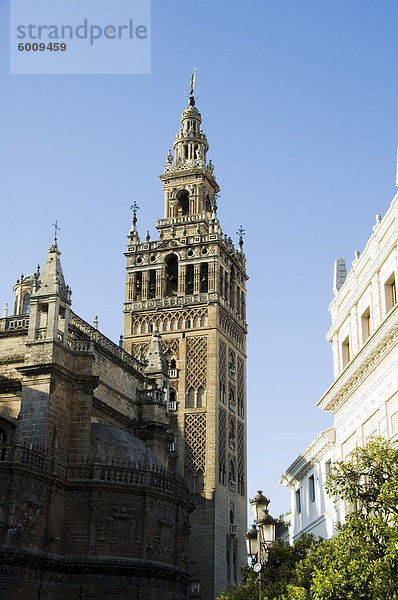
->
[123,79,248,600]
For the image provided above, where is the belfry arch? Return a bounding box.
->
[165,254,178,296]
[175,189,189,216]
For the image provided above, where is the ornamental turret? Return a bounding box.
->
[159,76,221,239]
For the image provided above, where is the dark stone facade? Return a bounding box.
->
[0,242,193,599]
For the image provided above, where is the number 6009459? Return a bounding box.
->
[18,42,67,51]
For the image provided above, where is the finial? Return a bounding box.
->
[187,68,197,106]
[145,230,150,242]
[2,303,8,318]
[354,250,360,260]
[52,220,60,242]
[93,315,98,329]
[130,202,140,226]
[119,334,124,349]
[166,150,173,164]
[375,213,382,225]
[236,225,246,250]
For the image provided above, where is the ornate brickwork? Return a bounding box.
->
[219,309,245,349]
[184,413,206,472]
[162,337,180,361]
[131,307,208,335]
[218,407,226,485]
[186,336,207,390]
[237,421,245,496]
[237,357,244,418]
[131,342,150,361]
[219,339,227,404]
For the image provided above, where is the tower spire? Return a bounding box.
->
[159,77,220,236]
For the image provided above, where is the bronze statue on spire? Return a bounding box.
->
[190,68,197,96]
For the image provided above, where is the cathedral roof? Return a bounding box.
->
[90,423,161,468]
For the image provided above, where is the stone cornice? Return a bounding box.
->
[279,428,335,488]
[17,362,99,391]
[318,305,398,413]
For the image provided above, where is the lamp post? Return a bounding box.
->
[245,491,276,600]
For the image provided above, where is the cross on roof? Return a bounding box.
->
[52,220,60,241]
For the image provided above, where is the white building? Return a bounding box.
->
[280,181,398,543]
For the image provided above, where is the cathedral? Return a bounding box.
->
[0,85,248,599]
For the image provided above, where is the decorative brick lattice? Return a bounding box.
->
[187,336,207,390]
[237,357,244,417]
[130,342,150,361]
[219,407,226,466]
[237,421,245,495]
[131,307,208,335]
[219,339,227,388]
[219,309,245,349]
[184,413,206,472]
[162,337,180,361]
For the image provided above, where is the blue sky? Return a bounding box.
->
[1,0,398,516]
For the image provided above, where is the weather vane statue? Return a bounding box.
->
[190,68,197,97]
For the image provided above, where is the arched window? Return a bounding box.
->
[185,468,204,494]
[219,460,226,485]
[195,469,204,493]
[135,272,142,301]
[165,254,178,296]
[186,469,194,491]
[186,387,195,408]
[170,358,176,370]
[200,263,208,293]
[148,270,156,299]
[186,265,194,295]
[22,293,30,315]
[230,268,235,309]
[197,386,205,408]
[176,189,189,215]
[229,419,236,450]
[229,459,236,487]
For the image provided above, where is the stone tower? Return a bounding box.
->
[123,87,248,599]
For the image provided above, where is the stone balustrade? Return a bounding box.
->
[0,315,29,332]
[70,311,143,372]
[0,442,184,494]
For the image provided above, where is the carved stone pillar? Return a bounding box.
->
[208,262,215,293]
[142,272,149,301]
[194,264,200,295]
[178,266,186,295]
[127,274,135,301]
[156,269,163,299]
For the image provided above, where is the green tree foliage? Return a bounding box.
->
[216,534,320,600]
[217,437,398,600]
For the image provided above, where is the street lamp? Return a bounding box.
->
[244,523,258,563]
[247,491,276,600]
